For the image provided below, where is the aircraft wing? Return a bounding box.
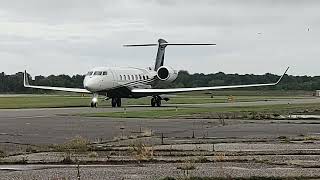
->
[131,67,289,95]
[23,71,91,93]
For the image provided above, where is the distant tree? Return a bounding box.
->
[0,70,319,93]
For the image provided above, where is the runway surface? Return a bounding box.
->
[0,98,319,145]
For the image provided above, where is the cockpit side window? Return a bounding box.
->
[87,71,93,76]
[103,71,108,75]
[94,71,103,75]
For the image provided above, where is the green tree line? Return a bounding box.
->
[0,71,319,93]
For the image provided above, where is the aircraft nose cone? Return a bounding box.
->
[83,77,92,90]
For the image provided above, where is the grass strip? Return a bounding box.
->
[77,103,320,119]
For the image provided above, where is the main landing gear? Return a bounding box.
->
[151,96,162,107]
[111,97,122,107]
[151,96,170,107]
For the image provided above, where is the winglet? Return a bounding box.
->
[275,67,289,85]
[23,70,30,87]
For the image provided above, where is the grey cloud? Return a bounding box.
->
[0,0,319,76]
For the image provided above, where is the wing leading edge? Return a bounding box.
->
[131,67,289,94]
[23,71,91,93]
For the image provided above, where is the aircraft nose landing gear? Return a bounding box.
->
[90,101,97,108]
[90,94,98,108]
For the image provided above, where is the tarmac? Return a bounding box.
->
[1,98,320,179]
[0,98,319,145]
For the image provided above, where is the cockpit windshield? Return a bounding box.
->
[92,71,108,76]
[94,71,103,75]
[87,71,108,76]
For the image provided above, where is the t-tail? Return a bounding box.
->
[154,39,167,71]
[123,38,216,71]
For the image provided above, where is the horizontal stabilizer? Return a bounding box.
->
[123,43,216,47]
[124,38,216,71]
[123,44,158,47]
[161,43,216,46]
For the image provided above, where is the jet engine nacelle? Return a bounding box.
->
[156,66,178,82]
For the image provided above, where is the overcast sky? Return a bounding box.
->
[0,0,319,76]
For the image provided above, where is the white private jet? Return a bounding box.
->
[23,39,289,108]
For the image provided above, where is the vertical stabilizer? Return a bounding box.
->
[154,39,168,71]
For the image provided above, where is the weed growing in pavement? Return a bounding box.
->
[25,146,38,153]
[54,136,89,152]
[0,150,5,158]
[177,160,196,178]
[61,151,74,164]
[130,143,154,163]
[88,151,99,158]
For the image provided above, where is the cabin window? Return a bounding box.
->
[139,75,142,80]
[131,75,134,80]
[120,75,122,80]
[103,71,108,75]
[135,75,138,80]
[146,75,149,79]
[123,75,126,80]
[143,75,146,80]
[94,71,103,75]
[127,75,130,80]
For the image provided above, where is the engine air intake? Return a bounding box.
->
[157,67,169,80]
[156,66,178,82]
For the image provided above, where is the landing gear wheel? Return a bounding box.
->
[90,102,97,108]
[151,96,161,107]
[116,98,122,107]
[156,99,161,107]
[111,98,117,107]
[90,94,98,108]
[151,98,156,107]
[111,98,121,107]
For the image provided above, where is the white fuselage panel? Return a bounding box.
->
[83,67,156,92]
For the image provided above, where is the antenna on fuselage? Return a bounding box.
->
[123,39,216,71]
